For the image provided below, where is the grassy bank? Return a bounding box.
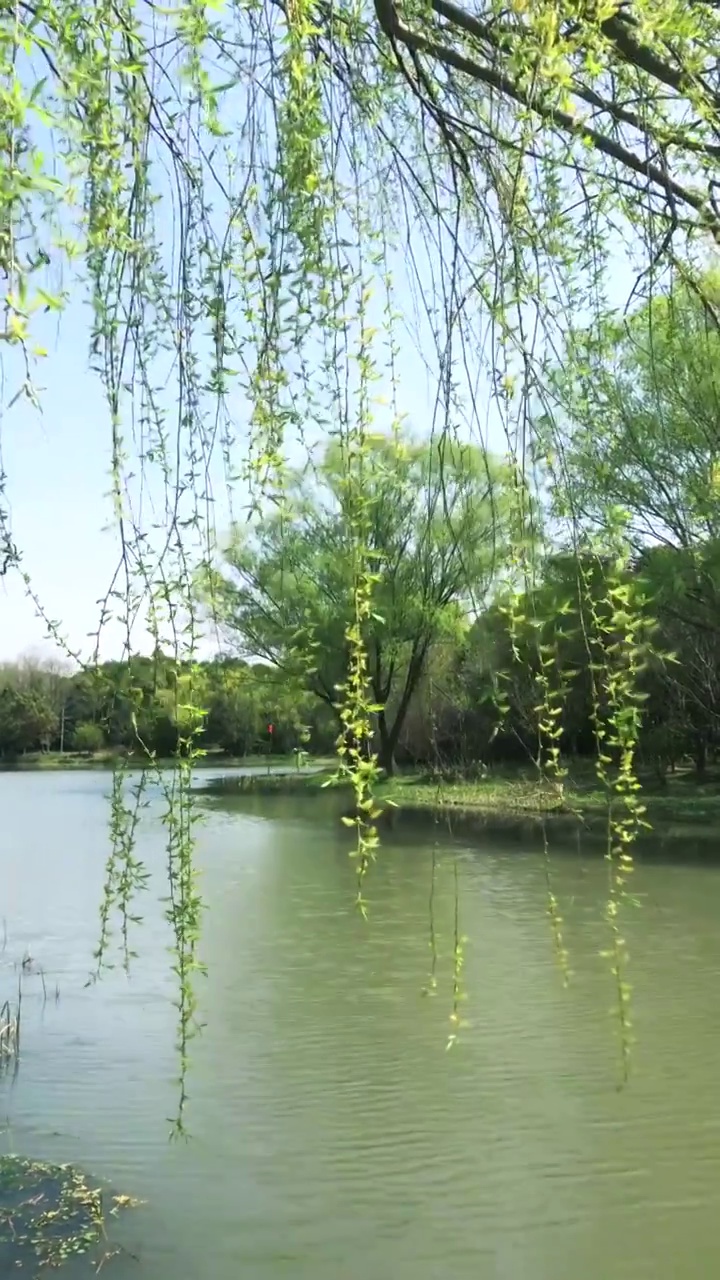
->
[201,762,720,830]
[200,766,601,817]
[9,749,720,832]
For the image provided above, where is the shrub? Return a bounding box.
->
[71,721,105,754]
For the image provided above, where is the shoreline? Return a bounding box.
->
[6,753,720,836]
[198,764,720,832]
[0,751,323,773]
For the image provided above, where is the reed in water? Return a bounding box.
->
[0,988,20,1071]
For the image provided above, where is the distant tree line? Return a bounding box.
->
[392,544,720,783]
[0,653,336,761]
[2,540,720,782]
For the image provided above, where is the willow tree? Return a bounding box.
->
[209,434,518,775]
[2,0,715,1124]
[549,273,720,549]
[546,276,720,776]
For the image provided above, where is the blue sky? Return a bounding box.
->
[0,280,461,664]
[1,298,118,663]
[0,0,692,668]
[0,242,639,666]
[0,77,643,669]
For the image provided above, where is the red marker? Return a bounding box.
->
[268,723,274,735]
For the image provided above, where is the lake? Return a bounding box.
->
[2,769,720,1279]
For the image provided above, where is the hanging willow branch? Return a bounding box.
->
[369,0,720,241]
[1,0,711,1127]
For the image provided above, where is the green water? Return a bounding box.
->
[2,770,720,1279]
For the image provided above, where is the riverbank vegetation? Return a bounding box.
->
[0,652,333,764]
[203,759,720,832]
[0,998,19,1073]
[0,1155,136,1273]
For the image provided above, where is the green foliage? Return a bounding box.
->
[0,658,67,757]
[578,525,648,1080]
[0,653,333,763]
[209,433,519,776]
[71,720,105,754]
[3,0,719,1125]
[0,684,58,758]
[551,276,720,548]
[635,541,720,778]
[94,766,150,978]
[545,274,720,797]
[0,1154,136,1273]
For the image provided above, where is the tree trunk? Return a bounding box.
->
[695,735,707,779]
[653,757,668,788]
[375,640,431,777]
[377,711,396,776]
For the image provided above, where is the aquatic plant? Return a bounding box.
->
[0,1154,138,1274]
[0,996,20,1073]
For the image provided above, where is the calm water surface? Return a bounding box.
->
[2,770,720,1279]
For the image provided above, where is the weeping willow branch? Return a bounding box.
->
[0,0,707,1125]
[371,0,720,242]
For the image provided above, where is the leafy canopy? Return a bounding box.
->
[207,434,520,770]
[550,274,720,548]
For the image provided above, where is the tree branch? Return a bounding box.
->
[372,0,720,237]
